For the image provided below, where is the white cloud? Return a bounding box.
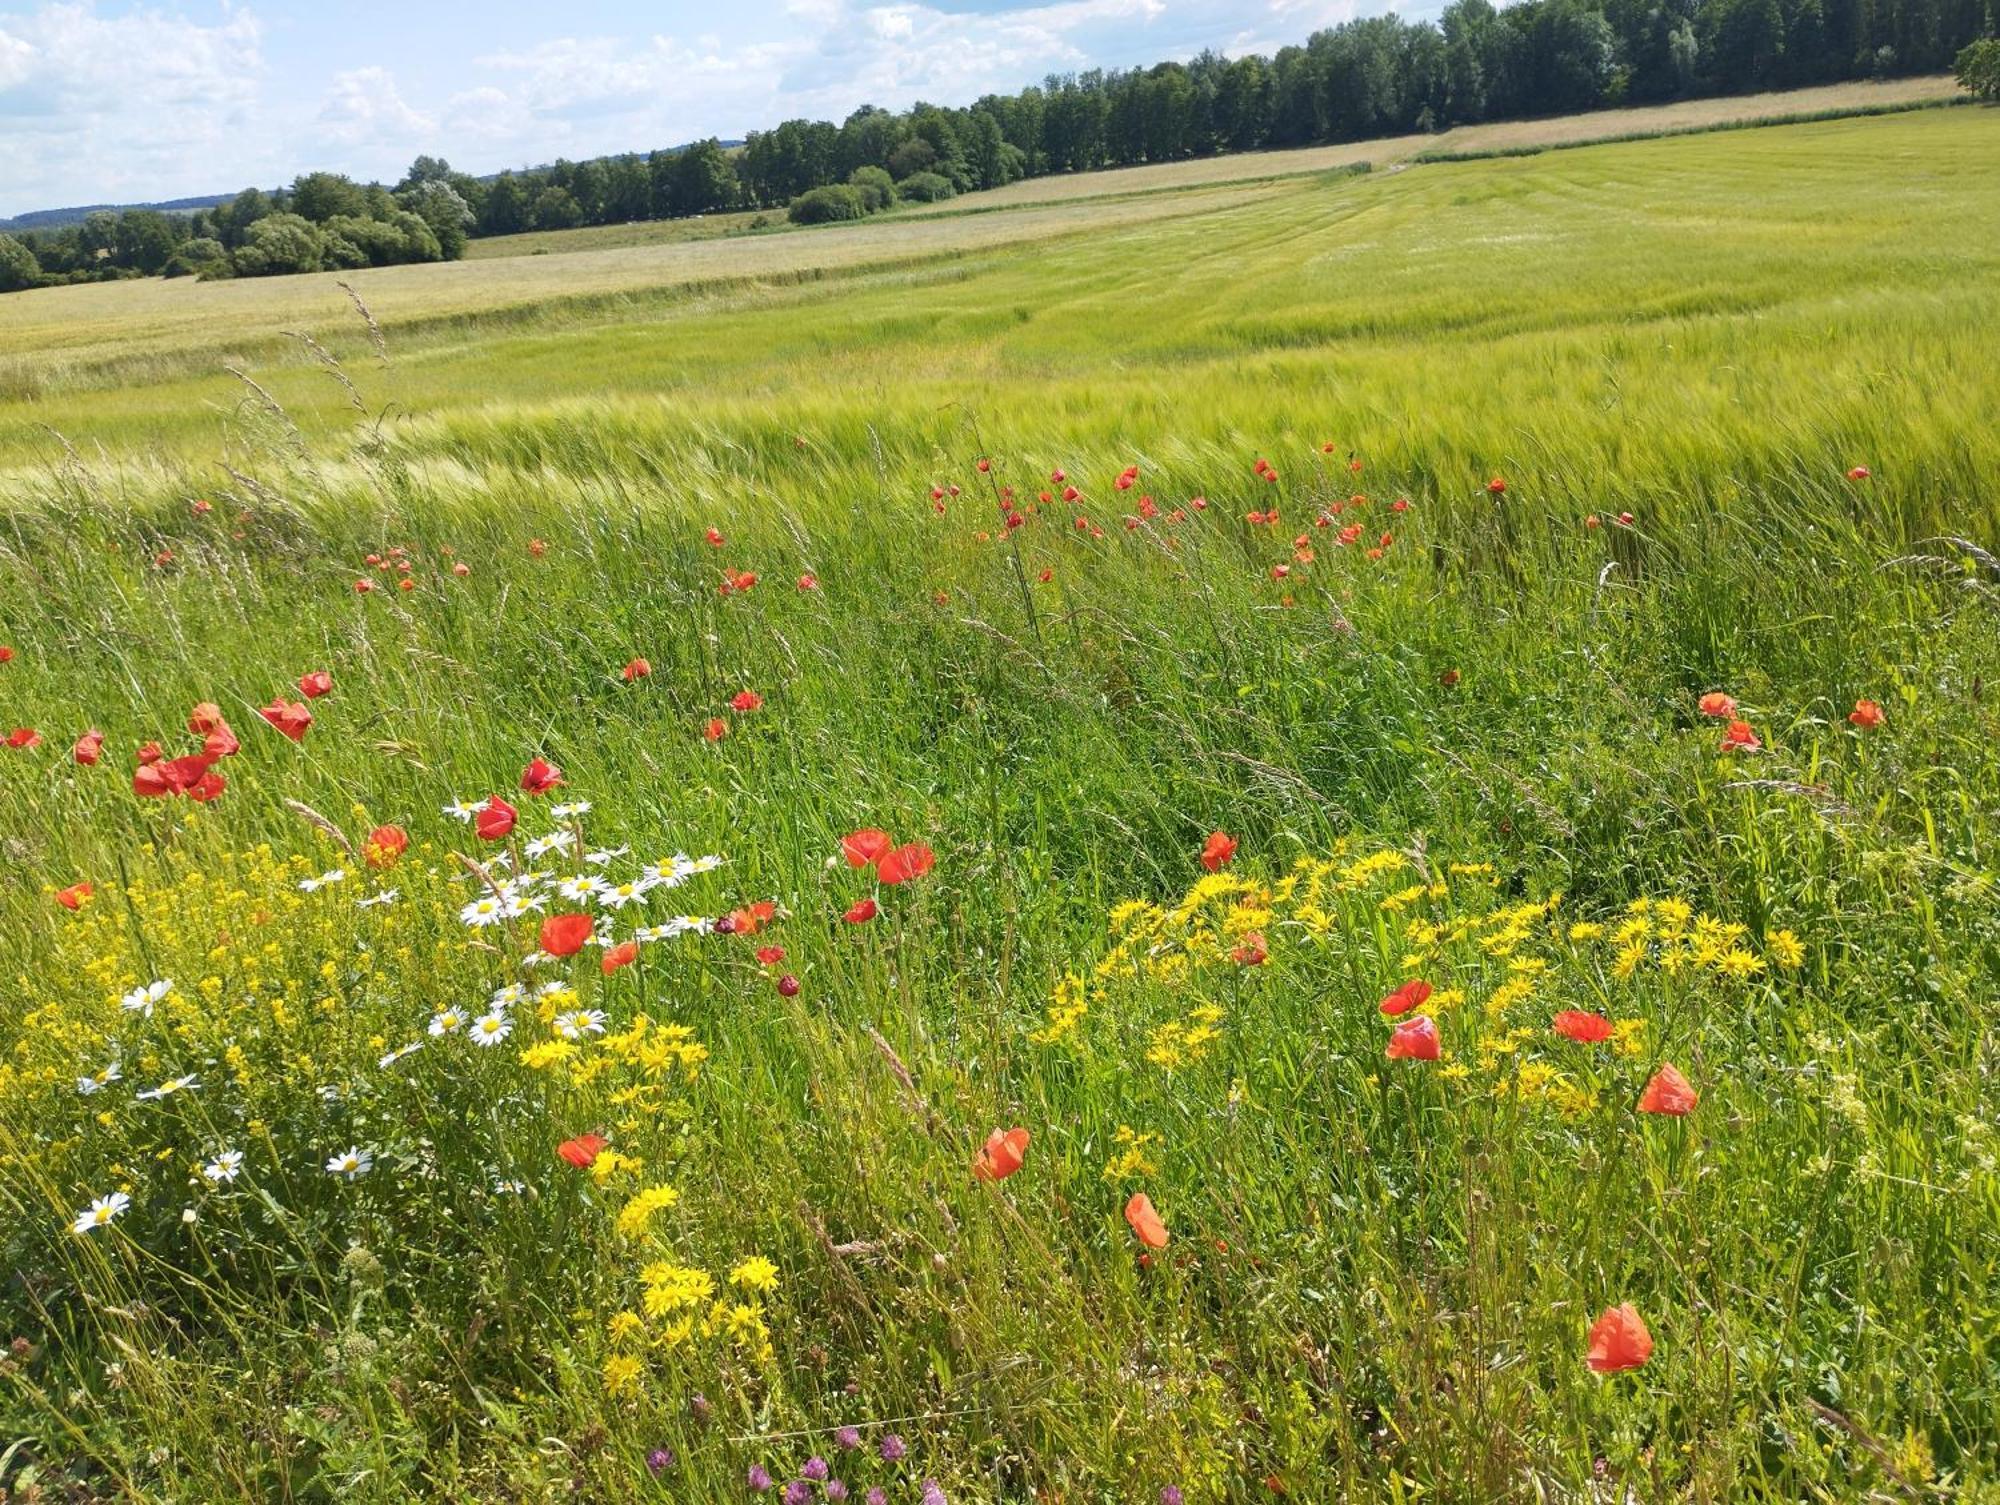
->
[317,67,437,153]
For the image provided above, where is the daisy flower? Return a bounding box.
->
[356,888,400,909]
[490,983,526,1009]
[584,845,629,867]
[599,876,656,909]
[666,915,713,936]
[469,1012,512,1047]
[491,1176,527,1195]
[326,1147,374,1179]
[549,800,592,819]
[378,1042,423,1068]
[299,868,347,893]
[553,1009,608,1040]
[72,1191,131,1234]
[556,873,605,903]
[136,1074,199,1101]
[459,894,508,927]
[648,854,696,886]
[428,1008,468,1036]
[77,1061,121,1095]
[536,981,576,1000]
[203,1150,244,1183]
[121,979,172,1018]
[443,798,490,822]
[502,893,543,920]
[633,923,675,943]
[524,832,569,860]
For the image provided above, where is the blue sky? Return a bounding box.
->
[0,0,1401,214]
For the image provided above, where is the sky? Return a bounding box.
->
[0,0,1402,215]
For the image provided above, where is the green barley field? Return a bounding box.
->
[2,102,1999,1503]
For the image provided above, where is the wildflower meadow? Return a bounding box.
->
[2,105,1999,1503]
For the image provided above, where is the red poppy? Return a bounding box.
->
[528,538,548,557]
[797,573,819,590]
[755,945,787,965]
[1586,514,1601,529]
[6,728,40,749]
[364,825,408,869]
[777,973,801,997]
[842,828,894,868]
[557,1133,609,1169]
[617,657,651,682]
[136,740,163,765]
[452,562,470,577]
[1232,933,1268,966]
[188,702,227,735]
[876,843,934,885]
[1697,692,1736,718]
[1114,466,1138,491]
[1125,1192,1170,1249]
[1586,1304,1653,1373]
[202,725,239,762]
[1200,830,1237,872]
[974,1126,1031,1182]
[705,527,725,547]
[1486,477,1507,495]
[259,699,312,742]
[519,756,564,794]
[730,900,777,935]
[729,690,764,713]
[721,569,758,594]
[1386,1015,1441,1061]
[704,717,729,741]
[298,670,333,699]
[0,645,11,663]
[73,729,104,766]
[843,897,878,924]
[1552,1009,1613,1043]
[1848,699,1884,729]
[540,913,595,957]
[1719,719,1760,752]
[354,578,376,593]
[475,796,517,841]
[601,941,639,975]
[56,882,93,910]
[1637,1063,1698,1116]
[1846,466,1871,481]
[1378,978,1433,1017]
[188,771,226,803]
[1439,669,1461,687]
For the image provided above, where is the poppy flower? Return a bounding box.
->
[797,573,819,590]
[475,796,517,841]
[1552,1009,1613,1043]
[623,658,651,681]
[1378,978,1432,1017]
[1719,720,1760,752]
[730,901,777,935]
[6,728,40,749]
[528,539,548,557]
[1232,933,1268,966]
[704,717,728,741]
[1114,466,1138,491]
[73,730,104,766]
[188,702,227,735]
[722,569,759,594]
[298,670,333,699]
[1848,699,1884,729]
[973,1126,1031,1182]
[188,770,226,803]
[132,764,176,798]
[540,913,595,957]
[452,562,470,577]
[876,843,935,885]
[843,897,878,924]
[730,690,764,713]
[1586,514,1601,529]
[1125,1192,1170,1249]
[842,829,894,868]
[1200,831,1237,872]
[705,527,725,547]
[1698,692,1736,718]
[601,941,639,975]
[259,699,312,742]
[136,741,163,765]
[1386,1015,1441,1061]
[1586,1303,1653,1373]
[1637,1063,1698,1116]
[364,825,408,869]
[755,945,787,966]
[1439,669,1461,687]
[56,882,93,910]
[558,1133,609,1169]
[520,757,564,794]
[1486,477,1507,495]
[201,725,240,762]
[354,578,376,593]
[0,645,11,662]
[1846,466,1870,481]
[776,973,801,997]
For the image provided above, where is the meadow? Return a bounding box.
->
[1,102,1998,1503]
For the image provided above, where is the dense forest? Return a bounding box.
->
[2,0,1992,293]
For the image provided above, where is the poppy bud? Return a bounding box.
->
[777,974,800,997]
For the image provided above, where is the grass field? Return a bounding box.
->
[2,101,1998,1504]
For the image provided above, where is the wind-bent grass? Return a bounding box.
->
[0,106,1997,1503]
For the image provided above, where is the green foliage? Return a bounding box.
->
[787,183,870,223]
[0,232,39,292]
[160,236,229,280]
[846,165,898,213]
[1958,37,2000,100]
[230,212,324,277]
[893,170,956,203]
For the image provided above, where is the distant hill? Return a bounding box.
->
[0,195,235,234]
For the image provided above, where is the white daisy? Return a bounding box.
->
[356,888,400,909]
[121,979,173,1018]
[378,1041,423,1068]
[584,845,629,867]
[633,923,674,943]
[326,1146,374,1179]
[524,832,569,859]
[549,800,592,819]
[299,868,347,893]
[553,1009,608,1040]
[71,1191,131,1234]
[428,1008,468,1036]
[665,915,713,936]
[77,1061,122,1095]
[521,949,556,967]
[491,1175,528,1195]
[489,984,526,1010]
[136,1073,199,1101]
[459,894,508,927]
[687,854,724,874]
[535,981,576,999]
[647,854,696,886]
[502,892,543,919]
[598,876,656,909]
[469,1012,512,1047]
[555,873,605,903]
[203,1150,244,1183]
[443,797,490,822]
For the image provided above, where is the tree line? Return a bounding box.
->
[2,0,1992,294]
